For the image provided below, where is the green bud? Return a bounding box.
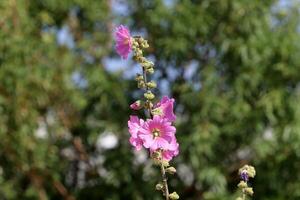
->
[138,80,146,88]
[235,197,243,200]
[138,57,147,63]
[142,61,154,68]
[144,91,155,100]
[244,187,254,196]
[155,183,164,191]
[142,40,149,48]
[132,40,139,47]
[137,37,144,44]
[166,167,176,174]
[162,160,170,167]
[247,166,256,178]
[146,67,154,74]
[135,74,143,81]
[146,81,157,89]
[151,151,161,159]
[237,181,247,188]
[169,192,179,200]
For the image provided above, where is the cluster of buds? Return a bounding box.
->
[114,25,179,200]
[236,165,256,200]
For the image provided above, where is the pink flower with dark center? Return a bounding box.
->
[139,115,176,151]
[153,96,176,122]
[114,25,132,59]
[128,115,144,150]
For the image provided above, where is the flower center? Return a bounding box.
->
[152,129,161,139]
[123,38,129,45]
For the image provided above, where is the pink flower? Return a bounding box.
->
[162,138,179,161]
[128,115,144,150]
[114,25,132,59]
[139,115,176,151]
[153,96,176,122]
[150,138,179,161]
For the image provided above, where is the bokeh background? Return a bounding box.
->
[0,0,300,199]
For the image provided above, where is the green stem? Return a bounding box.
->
[160,160,170,200]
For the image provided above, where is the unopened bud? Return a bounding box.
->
[166,167,176,174]
[144,91,155,100]
[146,67,154,74]
[155,183,164,191]
[169,192,179,199]
[162,160,170,167]
[135,74,143,81]
[151,151,161,159]
[244,187,254,196]
[237,181,247,188]
[130,100,143,110]
[147,81,157,89]
[142,40,149,48]
[138,80,146,88]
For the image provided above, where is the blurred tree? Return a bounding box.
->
[0,0,300,200]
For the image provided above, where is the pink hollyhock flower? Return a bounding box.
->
[139,115,176,151]
[153,96,176,122]
[128,115,144,150]
[114,25,132,59]
[162,138,179,161]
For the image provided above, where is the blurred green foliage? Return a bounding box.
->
[0,0,300,199]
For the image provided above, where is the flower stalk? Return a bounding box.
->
[236,165,256,200]
[114,25,179,199]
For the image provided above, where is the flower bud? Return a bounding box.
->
[137,80,146,88]
[151,151,161,159]
[244,187,254,196]
[144,91,155,100]
[132,40,139,47]
[130,100,143,110]
[162,160,170,167]
[142,40,149,48]
[169,192,179,199]
[235,198,243,200]
[135,74,143,81]
[146,81,157,89]
[155,183,164,191]
[166,167,176,174]
[237,181,247,188]
[146,67,154,74]
[247,166,256,178]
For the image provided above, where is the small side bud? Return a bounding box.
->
[147,81,157,89]
[162,160,170,167]
[235,198,243,200]
[130,100,143,110]
[137,80,146,88]
[144,91,155,100]
[155,183,164,191]
[135,74,143,81]
[169,192,179,200]
[146,67,154,74]
[166,167,176,175]
[237,181,247,188]
[244,187,254,196]
[151,151,161,159]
